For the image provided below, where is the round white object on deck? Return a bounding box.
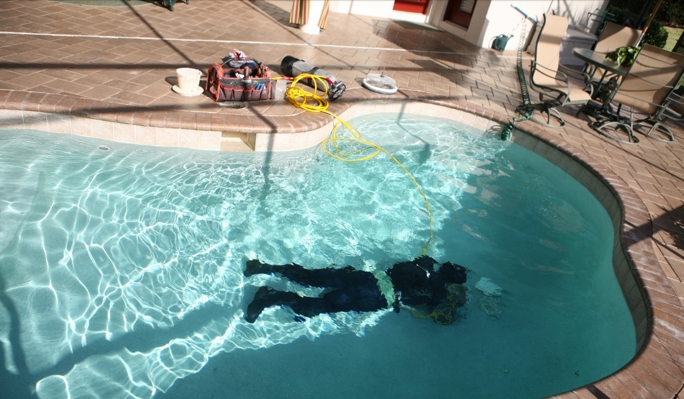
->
[362,73,398,95]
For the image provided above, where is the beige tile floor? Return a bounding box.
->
[1,0,684,397]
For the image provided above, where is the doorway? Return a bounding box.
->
[444,0,477,28]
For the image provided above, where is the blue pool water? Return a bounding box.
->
[0,114,634,399]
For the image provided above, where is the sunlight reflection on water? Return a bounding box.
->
[0,114,634,399]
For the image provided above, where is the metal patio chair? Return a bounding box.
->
[527,14,592,128]
[585,21,641,86]
[593,44,684,144]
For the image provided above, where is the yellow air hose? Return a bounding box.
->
[276,73,434,255]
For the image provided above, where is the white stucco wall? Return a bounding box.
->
[472,0,609,50]
[329,0,610,50]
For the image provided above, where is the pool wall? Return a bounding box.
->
[1,87,683,397]
[509,127,650,346]
[506,123,684,399]
[0,108,224,150]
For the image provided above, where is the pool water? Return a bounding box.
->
[0,113,635,399]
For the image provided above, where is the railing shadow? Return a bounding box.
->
[624,202,684,326]
[0,270,241,399]
[0,274,33,399]
[371,16,490,67]
[247,0,292,27]
[122,0,197,66]
[628,203,684,261]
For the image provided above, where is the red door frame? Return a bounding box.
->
[393,0,430,14]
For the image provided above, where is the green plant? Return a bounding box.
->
[605,46,641,66]
[643,20,669,48]
[656,0,684,27]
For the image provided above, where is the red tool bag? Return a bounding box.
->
[206,63,275,102]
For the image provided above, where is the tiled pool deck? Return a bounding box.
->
[1,0,684,397]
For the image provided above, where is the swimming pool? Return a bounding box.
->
[0,113,635,399]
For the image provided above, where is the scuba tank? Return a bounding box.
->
[280,56,346,101]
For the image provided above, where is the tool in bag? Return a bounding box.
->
[206,50,275,102]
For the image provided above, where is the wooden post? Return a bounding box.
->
[637,0,664,45]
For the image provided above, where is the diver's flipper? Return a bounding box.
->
[244,259,271,277]
[245,287,303,323]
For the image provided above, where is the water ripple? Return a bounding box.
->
[0,115,632,399]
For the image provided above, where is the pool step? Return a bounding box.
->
[220,132,254,152]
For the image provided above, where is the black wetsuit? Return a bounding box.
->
[388,257,467,309]
[244,256,468,324]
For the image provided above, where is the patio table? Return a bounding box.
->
[571,47,638,137]
[572,47,630,103]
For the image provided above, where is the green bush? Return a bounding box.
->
[606,7,669,48]
[656,1,684,27]
[643,20,669,48]
[610,0,684,27]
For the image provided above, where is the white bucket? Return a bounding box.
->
[176,68,202,91]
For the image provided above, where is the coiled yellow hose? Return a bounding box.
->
[278,73,433,255]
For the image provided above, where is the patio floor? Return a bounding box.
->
[1,0,684,398]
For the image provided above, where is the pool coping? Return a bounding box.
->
[1,88,683,398]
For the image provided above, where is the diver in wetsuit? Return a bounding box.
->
[244,256,468,324]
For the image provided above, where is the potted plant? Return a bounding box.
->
[605,46,641,67]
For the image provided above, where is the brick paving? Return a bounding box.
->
[1,0,684,397]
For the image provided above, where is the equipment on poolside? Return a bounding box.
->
[206,50,275,102]
[500,14,534,140]
[280,56,346,101]
[362,72,398,95]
